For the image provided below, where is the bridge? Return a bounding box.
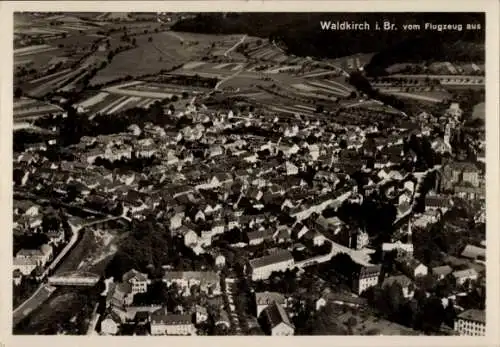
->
[48,271,101,287]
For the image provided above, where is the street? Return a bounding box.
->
[13,284,56,326]
[223,277,246,334]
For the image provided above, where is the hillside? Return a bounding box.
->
[172,13,485,75]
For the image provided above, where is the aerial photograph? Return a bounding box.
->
[12,12,486,336]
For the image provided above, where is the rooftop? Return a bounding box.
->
[249,249,294,269]
[255,291,286,306]
[263,301,294,329]
[457,309,486,324]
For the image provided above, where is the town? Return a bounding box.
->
[12,12,486,336]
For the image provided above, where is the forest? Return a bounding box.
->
[172,13,484,75]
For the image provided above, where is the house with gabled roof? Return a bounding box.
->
[163,271,221,296]
[150,308,194,336]
[122,269,150,295]
[248,249,295,281]
[255,291,286,316]
[452,268,479,286]
[260,301,295,336]
[396,257,428,279]
[432,265,453,280]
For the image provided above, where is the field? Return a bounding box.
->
[328,53,376,72]
[14,98,65,121]
[211,35,247,59]
[14,13,102,46]
[14,45,59,57]
[380,89,451,103]
[25,67,89,97]
[291,78,353,98]
[77,79,204,117]
[179,61,246,78]
[90,32,221,86]
[243,38,289,63]
[78,92,157,118]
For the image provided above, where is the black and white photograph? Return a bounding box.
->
[5,2,499,340]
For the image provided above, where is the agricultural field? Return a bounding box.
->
[209,34,247,60]
[380,90,451,103]
[77,79,202,117]
[24,65,97,97]
[97,12,133,21]
[14,13,102,47]
[89,32,217,86]
[77,91,159,118]
[179,61,246,77]
[266,103,318,117]
[290,78,354,98]
[243,38,289,63]
[328,52,376,72]
[14,97,65,121]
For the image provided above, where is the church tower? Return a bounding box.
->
[444,122,453,153]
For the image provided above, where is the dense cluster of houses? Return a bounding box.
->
[13,98,486,336]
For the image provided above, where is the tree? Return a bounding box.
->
[148,36,153,42]
[386,282,405,318]
[443,300,457,328]
[315,104,324,113]
[14,87,23,99]
[419,295,445,333]
[42,213,60,233]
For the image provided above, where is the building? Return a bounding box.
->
[354,229,369,250]
[47,229,65,246]
[192,305,209,324]
[397,257,428,279]
[100,312,122,335]
[285,161,298,176]
[150,308,194,336]
[316,290,368,311]
[178,226,198,247]
[454,309,485,336]
[13,257,37,276]
[246,229,274,246]
[302,230,326,247]
[215,254,226,268]
[110,282,135,307]
[413,210,441,228]
[382,241,414,257]
[260,301,295,336]
[425,195,454,213]
[432,265,453,280]
[460,244,486,262]
[255,291,286,316]
[248,250,295,281]
[352,265,381,295]
[13,269,23,286]
[214,309,231,329]
[441,162,480,192]
[382,275,415,299]
[163,271,221,296]
[462,166,480,188]
[15,244,53,268]
[111,305,161,322]
[122,269,150,295]
[452,268,479,286]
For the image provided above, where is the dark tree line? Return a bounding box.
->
[172,13,483,75]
